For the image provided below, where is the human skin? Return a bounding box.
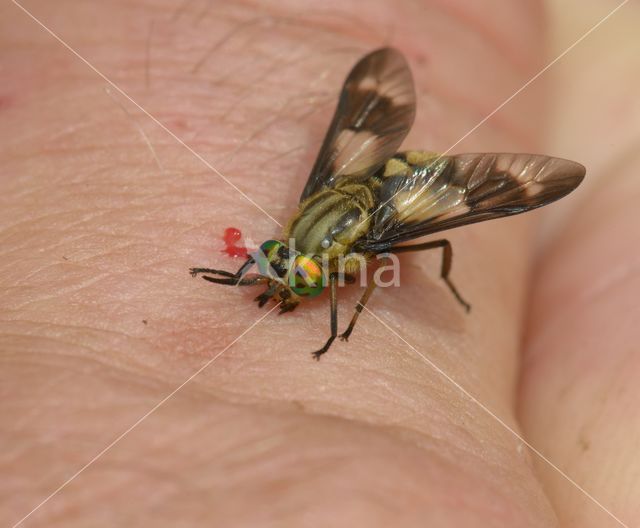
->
[1,0,638,527]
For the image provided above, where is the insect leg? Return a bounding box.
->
[254,283,277,307]
[312,272,338,360]
[392,239,471,312]
[340,278,377,342]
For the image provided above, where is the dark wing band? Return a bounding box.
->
[299,48,416,202]
[356,152,586,252]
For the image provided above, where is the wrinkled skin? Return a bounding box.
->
[1,0,639,527]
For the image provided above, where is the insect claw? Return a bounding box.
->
[277,301,298,315]
[311,335,335,360]
[254,296,268,307]
[254,288,275,307]
[339,333,349,342]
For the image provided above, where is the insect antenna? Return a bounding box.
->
[234,257,256,288]
[201,274,267,287]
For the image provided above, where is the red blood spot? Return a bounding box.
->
[222,227,248,258]
[223,227,242,244]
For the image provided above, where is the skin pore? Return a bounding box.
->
[1,0,639,526]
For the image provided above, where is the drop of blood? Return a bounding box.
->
[222,227,248,258]
[223,227,242,244]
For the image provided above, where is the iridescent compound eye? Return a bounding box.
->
[256,239,283,276]
[290,255,325,297]
[259,239,282,258]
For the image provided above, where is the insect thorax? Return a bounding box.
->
[284,182,375,257]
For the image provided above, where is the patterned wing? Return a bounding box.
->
[299,48,416,202]
[356,151,586,251]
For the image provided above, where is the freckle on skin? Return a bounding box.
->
[413,52,429,66]
[577,426,591,452]
[168,118,188,131]
[578,435,590,451]
[0,95,12,110]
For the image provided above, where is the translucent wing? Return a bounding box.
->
[356,152,586,252]
[299,48,416,202]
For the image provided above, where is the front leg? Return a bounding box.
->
[312,272,338,360]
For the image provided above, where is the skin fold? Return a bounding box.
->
[0,0,638,526]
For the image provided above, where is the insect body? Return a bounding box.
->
[191,48,585,359]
